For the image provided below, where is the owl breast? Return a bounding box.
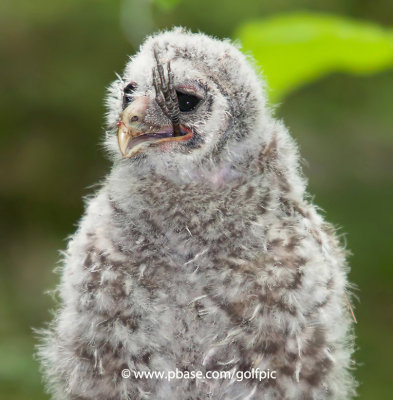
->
[79,172,307,389]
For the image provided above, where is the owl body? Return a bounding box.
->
[39,29,356,399]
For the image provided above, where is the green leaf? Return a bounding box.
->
[154,0,181,11]
[235,13,393,101]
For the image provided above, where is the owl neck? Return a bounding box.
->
[109,116,306,202]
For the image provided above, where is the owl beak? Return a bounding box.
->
[117,98,193,158]
[117,97,149,157]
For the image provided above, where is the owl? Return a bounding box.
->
[38,28,356,400]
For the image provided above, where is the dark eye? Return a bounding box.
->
[122,82,137,109]
[176,91,200,112]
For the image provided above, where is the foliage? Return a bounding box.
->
[236,12,393,100]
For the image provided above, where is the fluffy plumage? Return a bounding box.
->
[38,28,356,399]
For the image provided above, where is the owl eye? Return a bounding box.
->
[122,82,137,109]
[176,91,201,112]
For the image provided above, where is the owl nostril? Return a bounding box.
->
[121,96,148,127]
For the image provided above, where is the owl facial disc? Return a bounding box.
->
[117,51,196,158]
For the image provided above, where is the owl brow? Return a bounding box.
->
[152,48,181,137]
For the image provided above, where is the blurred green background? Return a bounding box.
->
[0,0,392,398]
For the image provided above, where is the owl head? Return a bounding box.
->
[105,28,269,173]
